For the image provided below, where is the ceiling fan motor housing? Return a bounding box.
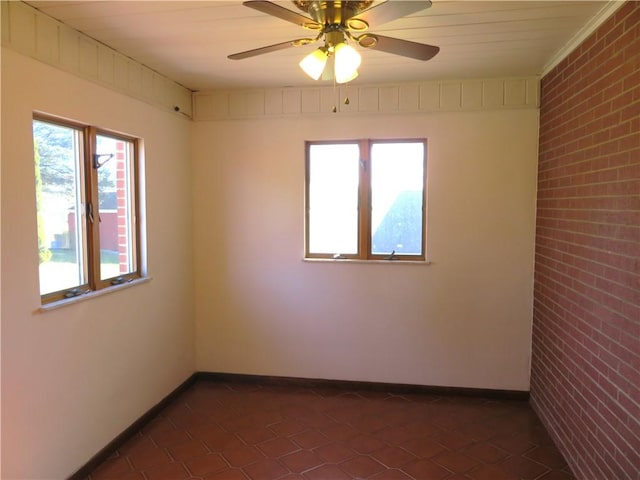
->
[228,1,439,63]
[293,1,374,26]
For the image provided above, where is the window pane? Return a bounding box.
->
[33,120,86,295]
[96,134,137,280]
[308,144,360,255]
[371,142,424,256]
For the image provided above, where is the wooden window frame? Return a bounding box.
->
[305,138,427,262]
[34,114,142,304]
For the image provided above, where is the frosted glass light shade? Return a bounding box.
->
[334,43,361,84]
[299,49,328,80]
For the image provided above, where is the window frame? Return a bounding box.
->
[304,138,427,262]
[34,113,142,304]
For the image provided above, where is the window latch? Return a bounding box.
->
[385,250,397,260]
[111,277,125,285]
[64,287,89,298]
[87,202,94,223]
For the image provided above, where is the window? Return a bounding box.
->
[33,114,142,303]
[305,139,426,261]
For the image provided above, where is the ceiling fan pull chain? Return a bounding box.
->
[332,72,338,113]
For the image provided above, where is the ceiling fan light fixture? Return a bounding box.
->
[299,47,329,80]
[334,42,361,83]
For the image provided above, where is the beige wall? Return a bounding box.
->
[192,107,539,391]
[1,32,540,480]
[1,49,195,479]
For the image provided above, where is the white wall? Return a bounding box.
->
[1,49,195,479]
[192,108,539,391]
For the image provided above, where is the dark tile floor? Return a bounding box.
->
[88,380,575,480]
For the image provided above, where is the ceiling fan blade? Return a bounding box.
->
[354,0,432,27]
[228,38,314,60]
[243,0,321,29]
[362,34,439,61]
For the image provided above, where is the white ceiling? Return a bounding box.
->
[24,0,611,92]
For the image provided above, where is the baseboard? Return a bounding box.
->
[67,373,198,480]
[196,371,530,401]
[68,371,528,478]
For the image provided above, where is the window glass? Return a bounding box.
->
[305,139,426,261]
[307,143,360,255]
[33,115,142,303]
[96,134,137,280]
[33,120,87,295]
[371,142,424,256]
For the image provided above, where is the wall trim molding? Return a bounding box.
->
[193,77,540,121]
[67,371,529,478]
[1,1,193,118]
[197,372,530,401]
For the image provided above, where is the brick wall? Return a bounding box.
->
[531,2,639,480]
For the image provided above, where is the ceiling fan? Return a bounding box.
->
[228,1,440,83]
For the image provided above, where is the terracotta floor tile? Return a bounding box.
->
[222,444,265,467]
[189,423,227,442]
[167,438,210,461]
[431,429,476,450]
[270,418,308,436]
[490,433,537,455]
[302,464,352,480]
[339,454,386,477]
[346,434,387,454]
[317,422,359,442]
[237,426,278,445]
[350,413,390,434]
[374,425,420,445]
[463,441,510,464]
[203,467,249,480]
[525,445,569,469]
[184,453,228,476]
[290,429,330,450]
[142,461,190,480]
[204,431,245,452]
[126,446,171,470]
[432,450,480,473]
[291,412,335,429]
[86,381,573,480]
[242,458,289,480]
[141,417,176,436]
[280,450,324,473]
[313,442,357,463]
[538,470,577,480]
[149,428,191,448]
[467,463,520,480]
[258,436,301,458]
[401,458,451,479]
[370,445,416,468]
[370,469,414,480]
[400,436,447,458]
[499,454,551,479]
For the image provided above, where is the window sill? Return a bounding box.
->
[37,276,152,313]
[303,258,432,265]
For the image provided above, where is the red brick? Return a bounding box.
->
[532,3,640,479]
